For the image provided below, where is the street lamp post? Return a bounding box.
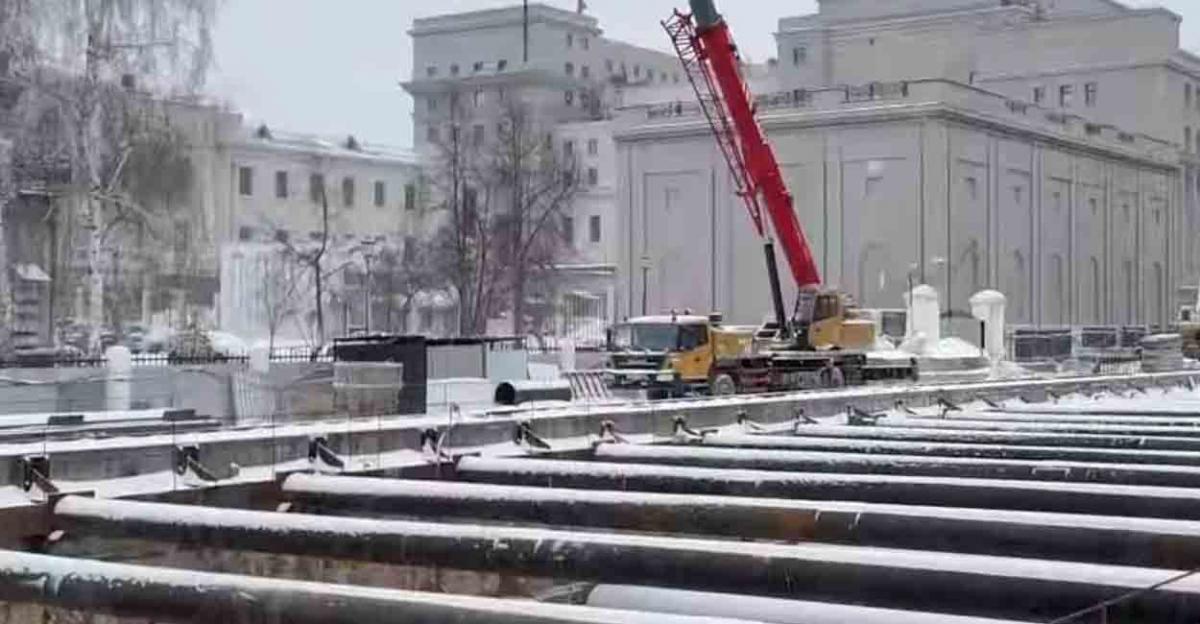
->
[361,238,378,335]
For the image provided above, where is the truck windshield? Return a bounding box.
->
[612,324,680,351]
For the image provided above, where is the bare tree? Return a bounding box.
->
[0,0,218,353]
[426,90,499,335]
[488,102,580,337]
[426,97,579,337]
[257,251,302,351]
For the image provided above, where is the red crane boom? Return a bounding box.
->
[663,0,822,329]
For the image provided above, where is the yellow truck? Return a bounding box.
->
[605,298,915,398]
[604,313,771,398]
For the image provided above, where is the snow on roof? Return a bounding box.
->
[232,126,418,166]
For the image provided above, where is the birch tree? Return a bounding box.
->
[0,0,218,353]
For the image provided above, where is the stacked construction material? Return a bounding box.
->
[1141,333,1184,372]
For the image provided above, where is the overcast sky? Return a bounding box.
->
[210,0,1199,148]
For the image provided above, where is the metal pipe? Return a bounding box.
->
[0,550,747,624]
[582,585,1031,624]
[875,419,1200,437]
[594,443,1200,488]
[704,434,1200,466]
[282,474,1200,569]
[785,425,1200,451]
[495,380,574,406]
[899,412,1200,426]
[456,456,1200,520]
[46,495,1200,620]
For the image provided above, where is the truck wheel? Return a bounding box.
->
[711,373,738,396]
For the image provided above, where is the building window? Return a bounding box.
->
[581,65,590,79]
[473,61,484,73]
[1052,191,1062,212]
[587,138,598,155]
[581,36,589,50]
[566,33,574,48]
[793,46,807,66]
[275,170,288,199]
[1188,84,1193,109]
[564,140,575,159]
[238,166,253,196]
[565,62,575,76]
[673,73,680,83]
[374,181,386,207]
[964,176,978,201]
[428,97,438,112]
[634,64,641,79]
[426,125,439,143]
[589,215,601,243]
[310,173,325,203]
[238,226,255,242]
[472,124,485,146]
[1084,82,1098,107]
[660,72,668,83]
[404,183,416,211]
[1187,127,1193,153]
[497,59,508,71]
[587,167,598,186]
[450,63,459,76]
[564,90,575,106]
[562,216,574,245]
[1196,84,1200,111]
[1033,86,1045,104]
[1089,197,1098,215]
[473,89,484,108]
[342,176,355,207]
[1059,84,1074,107]
[606,59,613,73]
[426,65,437,78]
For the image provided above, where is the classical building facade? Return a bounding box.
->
[219,127,450,342]
[615,0,1195,329]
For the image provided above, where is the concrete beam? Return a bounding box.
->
[456,456,1200,520]
[282,474,1200,568]
[0,370,1195,503]
[0,550,742,624]
[594,443,1200,487]
[47,495,1200,620]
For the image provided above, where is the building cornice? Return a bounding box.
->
[615,100,1177,174]
[410,4,600,37]
[401,68,590,95]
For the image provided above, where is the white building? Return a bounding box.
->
[403,3,677,340]
[219,126,454,342]
[613,0,1197,330]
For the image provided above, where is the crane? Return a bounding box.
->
[663,0,821,337]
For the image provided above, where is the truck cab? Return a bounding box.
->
[605,313,769,397]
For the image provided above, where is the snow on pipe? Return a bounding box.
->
[45,495,1200,620]
[703,433,1200,466]
[775,424,1200,451]
[455,456,1200,521]
[281,474,1200,569]
[0,550,753,624]
[874,418,1200,437]
[593,443,1200,488]
[582,585,1031,624]
[897,411,1200,426]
